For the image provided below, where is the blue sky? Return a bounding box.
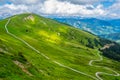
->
[99,1,115,7]
[0,0,120,19]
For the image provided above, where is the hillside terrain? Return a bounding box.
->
[0,13,120,80]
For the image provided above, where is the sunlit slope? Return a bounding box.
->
[0,13,120,80]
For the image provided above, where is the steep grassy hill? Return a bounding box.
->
[0,13,120,80]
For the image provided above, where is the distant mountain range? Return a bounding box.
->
[53,17,120,42]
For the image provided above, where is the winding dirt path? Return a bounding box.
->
[89,51,120,80]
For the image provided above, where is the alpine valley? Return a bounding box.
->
[53,17,120,43]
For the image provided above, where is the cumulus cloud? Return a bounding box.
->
[0,0,120,19]
[3,4,28,10]
[0,4,28,18]
[41,0,106,17]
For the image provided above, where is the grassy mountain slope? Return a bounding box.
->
[0,13,120,80]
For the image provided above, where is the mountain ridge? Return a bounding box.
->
[53,17,120,42]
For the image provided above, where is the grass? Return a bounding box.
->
[0,13,120,80]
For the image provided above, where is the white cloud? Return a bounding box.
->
[41,0,106,17]
[3,4,28,10]
[0,4,29,18]
[0,0,120,19]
